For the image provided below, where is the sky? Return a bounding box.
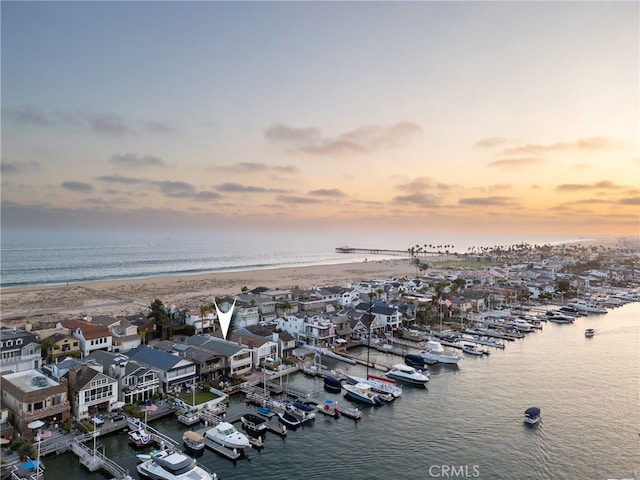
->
[1,1,639,236]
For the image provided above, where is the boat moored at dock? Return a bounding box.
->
[137,448,214,480]
[343,382,383,406]
[384,363,429,385]
[204,421,251,450]
[182,431,205,452]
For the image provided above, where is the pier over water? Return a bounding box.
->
[335,246,410,256]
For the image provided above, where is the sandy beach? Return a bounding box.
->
[0,259,415,329]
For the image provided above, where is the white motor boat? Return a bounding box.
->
[545,310,575,323]
[418,340,461,364]
[205,421,250,450]
[566,299,608,314]
[127,417,152,447]
[137,448,213,480]
[343,382,383,406]
[344,374,402,399]
[384,364,429,385]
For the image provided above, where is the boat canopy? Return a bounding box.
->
[183,430,203,442]
[293,401,315,412]
[525,407,540,417]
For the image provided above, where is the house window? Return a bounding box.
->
[73,342,79,347]
[16,339,23,345]
[6,340,12,347]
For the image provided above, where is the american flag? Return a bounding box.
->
[39,430,52,439]
[145,402,158,412]
[440,297,453,308]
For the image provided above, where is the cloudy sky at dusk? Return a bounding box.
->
[2,1,638,236]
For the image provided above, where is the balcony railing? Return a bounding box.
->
[23,401,70,418]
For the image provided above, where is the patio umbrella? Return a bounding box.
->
[0,438,10,445]
[21,459,40,469]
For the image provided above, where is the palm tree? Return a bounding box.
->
[198,304,212,334]
[278,301,292,318]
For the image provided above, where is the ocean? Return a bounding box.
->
[0,229,594,288]
[38,302,639,480]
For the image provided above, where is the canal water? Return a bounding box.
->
[41,302,639,480]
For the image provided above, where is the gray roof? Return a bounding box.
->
[126,345,184,370]
[185,335,248,357]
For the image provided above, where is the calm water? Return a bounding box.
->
[0,229,592,288]
[40,303,639,480]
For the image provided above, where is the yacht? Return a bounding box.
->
[566,299,608,314]
[343,382,383,406]
[344,374,402,399]
[384,364,429,385]
[417,340,461,364]
[545,310,575,323]
[137,448,213,480]
[205,421,250,450]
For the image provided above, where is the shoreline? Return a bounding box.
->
[0,236,632,331]
[0,258,415,329]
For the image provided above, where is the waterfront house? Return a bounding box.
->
[0,369,71,435]
[154,340,225,383]
[85,350,161,407]
[56,319,112,358]
[126,345,197,393]
[0,326,42,373]
[184,335,254,378]
[354,302,403,331]
[240,325,297,359]
[221,329,280,367]
[349,311,385,339]
[65,363,118,420]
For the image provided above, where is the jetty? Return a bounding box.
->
[69,431,132,480]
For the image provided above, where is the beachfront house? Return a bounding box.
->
[91,315,142,353]
[42,332,81,363]
[56,319,113,357]
[0,326,42,373]
[0,369,71,435]
[126,345,197,393]
[127,313,157,344]
[65,363,119,420]
[184,308,216,334]
[218,297,260,328]
[184,335,254,378]
[85,350,161,407]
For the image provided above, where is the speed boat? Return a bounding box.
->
[137,448,214,480]
[384,364,429,385]
[205,422,250,450]
[585,328,595,337]
[343,382,383,406]
[344,374,402,399]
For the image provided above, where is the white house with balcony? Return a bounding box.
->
[185,308,216,334]
[126,345,197,393]
[65,363,118,420]
[57,319,113,357]
[0,327,42,373]
[85,350,161,407]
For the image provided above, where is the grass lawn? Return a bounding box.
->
[175,389,219,406]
